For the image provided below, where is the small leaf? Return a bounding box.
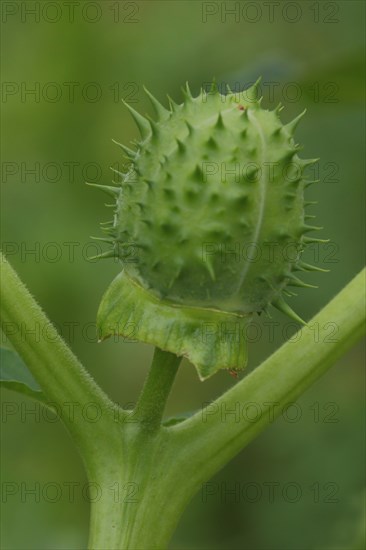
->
[0,347,49,405]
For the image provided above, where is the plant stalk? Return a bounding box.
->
[2,251,365,550]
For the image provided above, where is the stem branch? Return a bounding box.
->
[172,268,366,485]
[0,253,123,455]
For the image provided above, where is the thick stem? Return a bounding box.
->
[88,349,181,549]
[134,347,181,430]
[0,253,124,456]
[87,425,188,550]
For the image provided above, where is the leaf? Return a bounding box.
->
[0,347,49,405]
[97,271,251,380]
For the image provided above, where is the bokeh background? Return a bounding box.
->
[1,1,365,548]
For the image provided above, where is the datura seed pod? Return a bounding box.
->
[94,79,326,379]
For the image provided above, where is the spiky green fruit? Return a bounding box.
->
[95,80,325,379]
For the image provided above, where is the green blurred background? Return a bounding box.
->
[1,1,365,548]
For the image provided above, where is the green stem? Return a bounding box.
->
[134,347,181,430]
[2,250,365,550]
[89,270,366,550]
[170,268,366,485]
[0,253,124,458]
